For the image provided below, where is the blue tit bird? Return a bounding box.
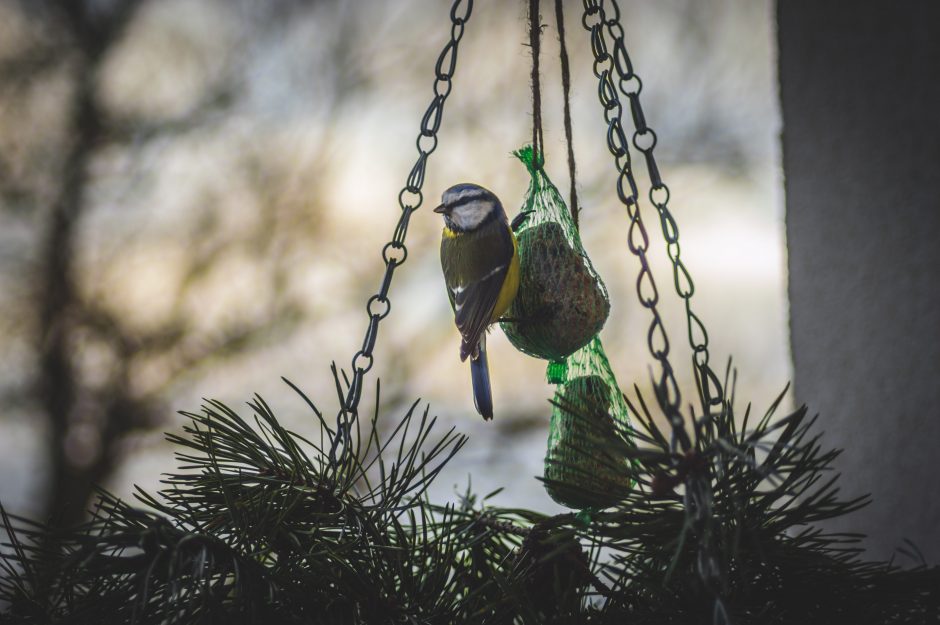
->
[434,183,520,421]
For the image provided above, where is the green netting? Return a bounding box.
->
[500,146,610,361]
[545,360,568,385]
[498,145,632,510]
[543,336,634,509]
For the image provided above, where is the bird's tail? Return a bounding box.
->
[470,335,493,421]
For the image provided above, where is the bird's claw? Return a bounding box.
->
[511,210,534,233]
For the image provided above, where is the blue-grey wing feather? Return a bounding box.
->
[441,221,514,360]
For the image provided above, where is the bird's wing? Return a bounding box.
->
[441,221,514,361]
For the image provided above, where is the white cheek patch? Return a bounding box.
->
[451,200,490,230]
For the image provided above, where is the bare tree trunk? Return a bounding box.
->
[39,56,98,526]
[38,0,144,527]
[29,0,319,526]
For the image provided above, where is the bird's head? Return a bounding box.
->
[434,183,504,232]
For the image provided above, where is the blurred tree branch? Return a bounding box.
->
[49,0,147,61]
[22,0,306,526]
[0,47,65,87]
[0,0,414,529]
[38,0,123,527]
[104,83,237,144]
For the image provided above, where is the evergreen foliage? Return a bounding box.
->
[3,2,935,623]
[1,365,937,624]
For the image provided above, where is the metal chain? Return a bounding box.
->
[582,2,726,617]
[331,0,473,462]
[602,0,724,410]
[581,0,691,453]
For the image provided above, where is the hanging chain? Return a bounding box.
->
[582,2,726,618]
[581,0,691,453]
[600,0,724,410]
[331,0,473,462]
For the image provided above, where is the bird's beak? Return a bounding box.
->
[433,203,447,214]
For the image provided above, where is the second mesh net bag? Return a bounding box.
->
[542,336,634,509]
[500,146,610,361]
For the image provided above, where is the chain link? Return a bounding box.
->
[582,1,725,614]
[581,0,690,453]
[331,0,473,463]
[601,0,724,410]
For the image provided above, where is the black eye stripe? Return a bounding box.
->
[447,194,486,209]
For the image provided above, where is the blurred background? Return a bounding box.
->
[0,0,786,526]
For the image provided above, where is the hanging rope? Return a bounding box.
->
[554,0,580,231]
[330,0,474,463]
[528,0,545,168]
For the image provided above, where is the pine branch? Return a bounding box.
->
[2,361,938,624]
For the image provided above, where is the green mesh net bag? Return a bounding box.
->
[500,146,610,361]
[543,336,634,509]
[501,145,631,509]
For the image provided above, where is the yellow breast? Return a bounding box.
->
[490,232,520,322]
